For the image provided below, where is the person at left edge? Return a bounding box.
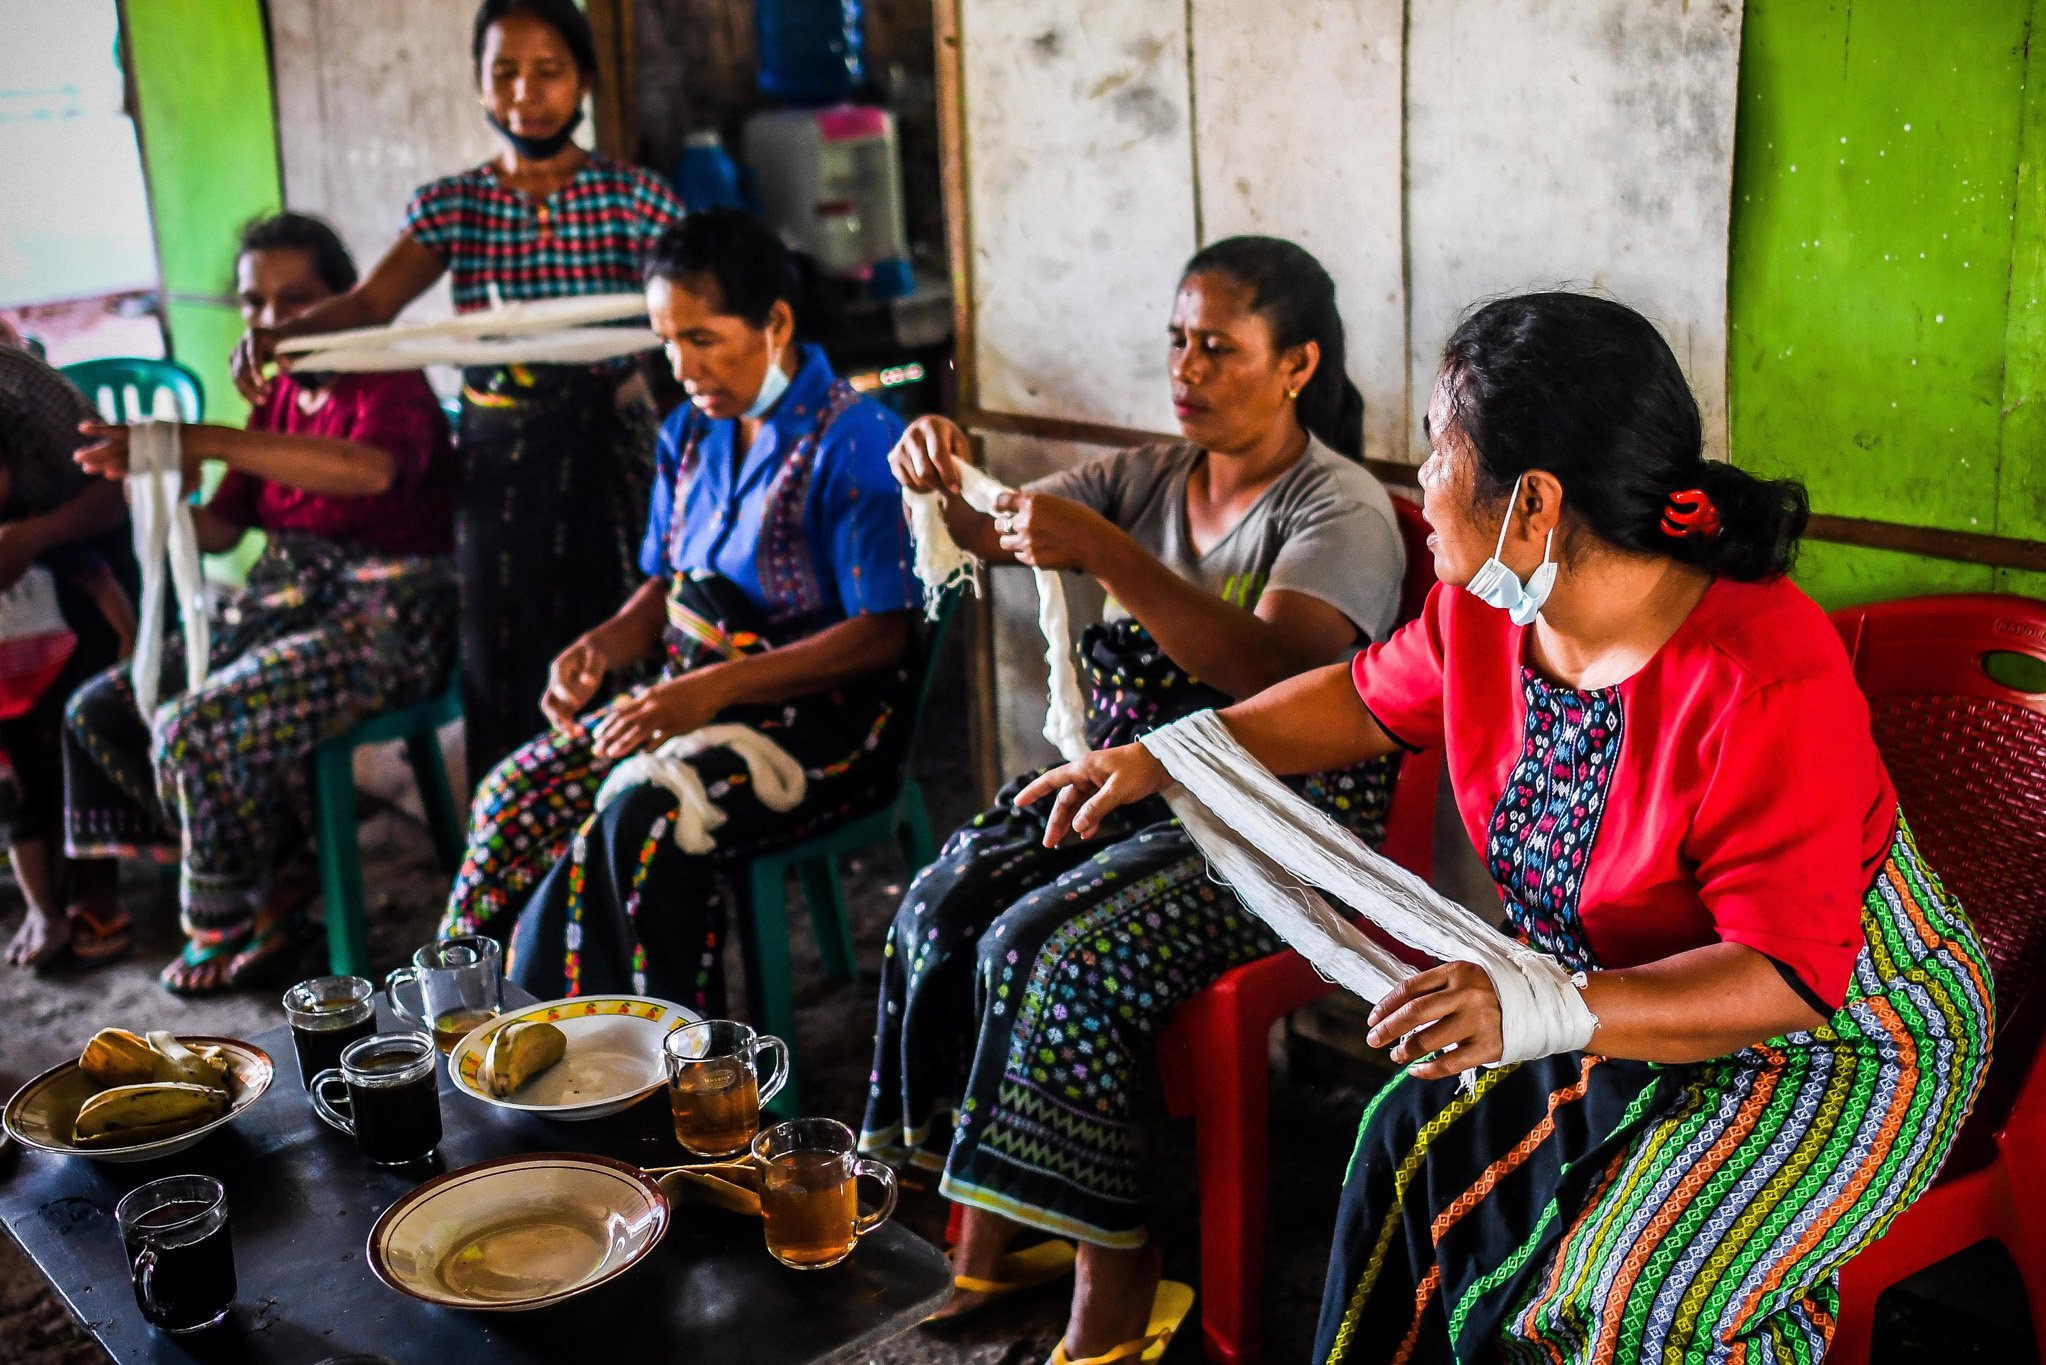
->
[230,0,687,783]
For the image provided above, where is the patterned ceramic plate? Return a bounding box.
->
[448,995,697,1121]
[3,1037,274,1164]
[369,1152,669,1311]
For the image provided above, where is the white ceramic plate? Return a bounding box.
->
[369,1152,670,1311]
[2,1037,274,1164]
[448,995,697,1121]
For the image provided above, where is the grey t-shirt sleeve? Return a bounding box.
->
[1024,444,1177,523]
[1264,470,1406,644]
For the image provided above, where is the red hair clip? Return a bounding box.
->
[1661,488,1721,539]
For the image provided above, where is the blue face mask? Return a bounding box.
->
[1465,472,1557,627]
[743,340,790,420]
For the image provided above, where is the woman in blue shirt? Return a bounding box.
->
[441,209,922,1008]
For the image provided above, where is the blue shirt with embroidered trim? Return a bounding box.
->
[639,344,918,624]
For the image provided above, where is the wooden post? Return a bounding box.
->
[587,0,638,160]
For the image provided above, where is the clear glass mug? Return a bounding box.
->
[752,1117,898,1270]
[116,1174,236,1334]
[310,1032,443,1166]
[385,935,503,1054]
[282,975,377,1090]
[663,1020,791,1157]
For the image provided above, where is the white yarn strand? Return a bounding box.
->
[126,420,207,719]
[595,723,808,855]
[904,465,1598,1071]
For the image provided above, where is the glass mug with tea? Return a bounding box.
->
[752,1118,898,1270]
[116,1175,235,1334]
[310,1032,443,1165]
[385,935,503,1053]
[283,975,377,1090]
[663,1020,791,1158]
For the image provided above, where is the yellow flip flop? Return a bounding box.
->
[1047,1279,1196,1365]
[922,1239,1079,1324]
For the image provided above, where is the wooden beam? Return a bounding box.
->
[961,406,2045,573]
[587,0,636,159]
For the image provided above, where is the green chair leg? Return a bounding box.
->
[312,743,372,978]
[745,859,803,1117]
[895,778,938,872]
[402,732,464,872]
[797,856,857,981]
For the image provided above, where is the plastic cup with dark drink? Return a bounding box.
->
[283,975,377,1090]
[310,1032,442,1166]
[116,1175,235,1334]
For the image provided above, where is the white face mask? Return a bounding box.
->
[1465,472,1557,627]
[743,338,790,420]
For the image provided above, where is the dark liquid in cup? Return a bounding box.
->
[123,1201,235,1332]
[348,1064,442,1165]
[291,1009,376,1090]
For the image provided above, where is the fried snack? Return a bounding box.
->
[145,1031,232,1091]
[72,1082,228,1145]
[484,1019,568,1098]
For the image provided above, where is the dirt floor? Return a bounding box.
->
[1,644,2037,1364]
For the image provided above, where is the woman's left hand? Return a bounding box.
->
[1364,962,1505,1080]
[589,673,728,760]
[990,491,1114,573]
[73,421,202,492]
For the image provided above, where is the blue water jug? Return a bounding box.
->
[674,131,747,211]
[756,0,865,105]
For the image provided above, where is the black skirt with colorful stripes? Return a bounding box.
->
[1314,819,1991,1365]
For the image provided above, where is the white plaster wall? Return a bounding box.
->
[959,0,1198,432]
[1403,0,1743,458]
[1190,0,1408,461]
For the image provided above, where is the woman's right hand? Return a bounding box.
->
[542,638,609,733]
[888,415,972,495]
[1014,743,1172,846]
[230,326,280,405]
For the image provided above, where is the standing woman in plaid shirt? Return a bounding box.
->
[232,0,685,782]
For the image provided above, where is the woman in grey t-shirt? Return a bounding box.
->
[860,238,1407,1361]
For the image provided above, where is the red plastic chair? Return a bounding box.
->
[1827,593,2046,1361]
[1155,495,1441,1365]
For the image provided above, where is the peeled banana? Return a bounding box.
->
[72,1082,227,1144]
[484,1019,568,1098]
[146,1031,231,1090]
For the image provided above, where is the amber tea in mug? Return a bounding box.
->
[386,935,503,1055]
[752,1118,897,1270]
[663,1020,790,1158]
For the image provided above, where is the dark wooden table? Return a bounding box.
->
[0,1005,949,1365]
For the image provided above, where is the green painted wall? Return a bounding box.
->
[1729,0,2045,607]
[121,0,281,424]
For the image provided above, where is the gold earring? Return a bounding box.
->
[1286,388,1300,400]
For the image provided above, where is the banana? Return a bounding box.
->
[79,1028,169,1088]
[484,1019,568,1098]
[71,1082,228,1145]
[145,1031,231,1092]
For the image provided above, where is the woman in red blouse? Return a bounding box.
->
[64,214,457,993]
[1023,293,1991,1364]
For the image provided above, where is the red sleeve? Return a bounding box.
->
[339,374,443,496]
[206,469,259,528]
[1685,676,1881,1012]
[1350,581,1450,751]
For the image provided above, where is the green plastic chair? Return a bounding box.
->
[739,592,958,1115]
[61,356,204,423]
[310,670,466,976]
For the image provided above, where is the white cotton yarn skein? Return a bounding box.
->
[126,420,208,720]
[594,723,807,854]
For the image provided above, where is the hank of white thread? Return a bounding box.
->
[596,722,808,855]
[126,421,208,720]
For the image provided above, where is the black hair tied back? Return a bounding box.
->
[1181,235,1366,462]
[472,0,599,79]
[1440,292,1808,581]
[644,207,839,346]
[236,212,359,294]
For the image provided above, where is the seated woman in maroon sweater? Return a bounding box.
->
[62,214,457,993]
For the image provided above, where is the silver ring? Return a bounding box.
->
[996,513,1014,534]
